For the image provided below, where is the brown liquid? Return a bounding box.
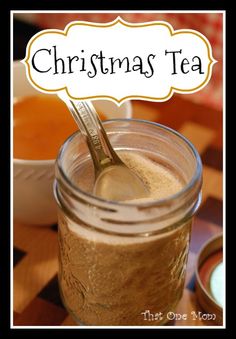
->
[13,95,106,160]
[58,152,191,325]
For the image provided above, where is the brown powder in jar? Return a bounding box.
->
[58,152,191,325]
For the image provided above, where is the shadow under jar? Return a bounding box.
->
[54,119,202,326]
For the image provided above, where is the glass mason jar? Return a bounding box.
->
[54,119,202,326]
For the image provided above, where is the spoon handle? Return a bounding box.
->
[59,95,121,174]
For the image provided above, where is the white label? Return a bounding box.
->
[23,17,216,105]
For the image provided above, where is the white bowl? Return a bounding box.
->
[13,61,132,225]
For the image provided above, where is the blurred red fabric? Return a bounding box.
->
[36,13,223,111]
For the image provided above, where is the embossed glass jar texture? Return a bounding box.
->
[54,120,202,326]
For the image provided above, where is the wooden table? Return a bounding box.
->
[13,96,223,327]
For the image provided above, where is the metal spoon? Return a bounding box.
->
[58,93,149,201]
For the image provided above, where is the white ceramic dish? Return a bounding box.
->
[13,61,132,225]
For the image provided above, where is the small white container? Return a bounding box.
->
[13,61,132,225]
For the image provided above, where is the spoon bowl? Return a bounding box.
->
[94,164,149,201]
[58,93,149,201]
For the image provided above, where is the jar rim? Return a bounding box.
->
[56,118,202,209]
